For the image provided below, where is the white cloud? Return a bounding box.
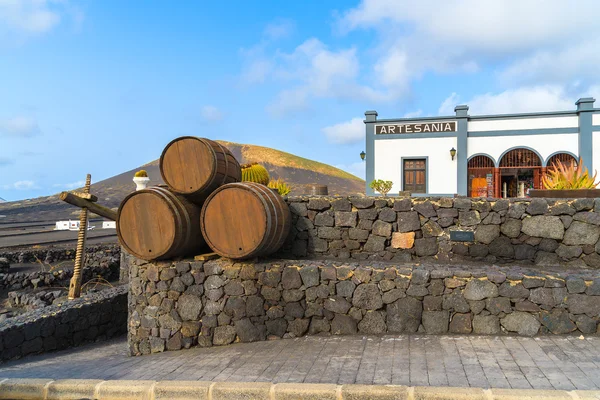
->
[339,1,600,52]
[251,38,396,116]
[500,39,600,86]
[438,86,576,115]
[3,180,38,190]
[200,106,223,122]
[334,162,366,180]
[0,116,41,137]
[403,110,423,118]
[240,59,272,84]
[322,117,364,144]
[264,19,294,40]
[52,180,84,189]
[0,0,61,35]
[438,93,461,115]
[337,0,600,94]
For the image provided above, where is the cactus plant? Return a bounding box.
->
[268,178,291,196]
[241,163,270,185]
[134,170,148,178]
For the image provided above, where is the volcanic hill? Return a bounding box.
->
[0,141,365,223]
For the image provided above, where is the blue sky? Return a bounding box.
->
[1,0,600,201]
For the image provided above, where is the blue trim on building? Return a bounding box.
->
[374,116,457,123]
[467,153,498,167]
[467,110,580,120]
[497,146,544,166]
[455,105,468,196]
[401,156,429,194]
[373,127,578,140]
[544,151,579,167]
[578,99,595,173]
[592,126,600,132]
[468,127,578,137]
[364,111,377,195]
[373,108,600,125]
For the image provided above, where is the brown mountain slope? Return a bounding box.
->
[0,141,365,223]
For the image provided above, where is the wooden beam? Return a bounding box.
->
[71,191,98,202]
[59,191,118,221]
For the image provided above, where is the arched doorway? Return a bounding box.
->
[547,153,577,169]
[468,155,495,197]
[499,148,542,198]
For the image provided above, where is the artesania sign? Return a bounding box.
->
[375,121,457,134]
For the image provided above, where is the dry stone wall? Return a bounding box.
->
[0,285,127,362]
[127,257,600,356]
[278,196,600,266]
[0,245,120,291]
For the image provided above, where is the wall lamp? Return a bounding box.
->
[450,147,457,161]
[360,151,366,161]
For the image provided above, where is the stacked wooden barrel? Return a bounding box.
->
[116,136,291,261]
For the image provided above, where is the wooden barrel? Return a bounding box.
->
[159,137,241,203]
[117,186,206,261]
[306,184,328,195]
[200,182,291,260]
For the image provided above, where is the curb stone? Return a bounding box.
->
[2,379,600,399]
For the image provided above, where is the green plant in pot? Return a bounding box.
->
[133,169,150,191]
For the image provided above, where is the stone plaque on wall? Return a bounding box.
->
[450,230,475,242]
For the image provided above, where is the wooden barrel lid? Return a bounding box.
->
[201,185,268,259]
[118,190,177,259]
[160,137,215,195]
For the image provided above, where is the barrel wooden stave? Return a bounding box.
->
[117,186,206,261]
[159,136,241,203]
[200,182,291,260]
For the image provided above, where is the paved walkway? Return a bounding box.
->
[1,335,599,390]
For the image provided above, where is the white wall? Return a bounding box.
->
[593,113,600,126]
[468,116,578,132]
[374,137,458,195]
[467,134,578,165]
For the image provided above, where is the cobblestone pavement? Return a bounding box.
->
[1,335,600,390]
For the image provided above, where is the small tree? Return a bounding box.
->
[369,179,393,197]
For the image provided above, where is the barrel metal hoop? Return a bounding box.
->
[151,187,186,256]
[252,183,281,253]
[237,182,271,255]
[199,138,219,191]
[214,140,230,186]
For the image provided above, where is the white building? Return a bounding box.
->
[364,97,600,198]
[54,220,95,231]
[102,221,116,229]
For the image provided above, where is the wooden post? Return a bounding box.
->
[494,168,501,198]
[59,191,117,221]
[68,174,91,299]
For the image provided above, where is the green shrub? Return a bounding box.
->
[369,179,393,197]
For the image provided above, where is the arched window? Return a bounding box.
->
[547,153,577,169]
[468,155,495,169]
[499,148,541,168]
[468,155,495,197]
[499,148,542,198]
